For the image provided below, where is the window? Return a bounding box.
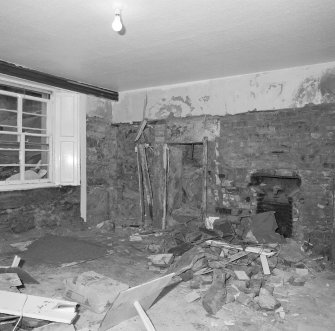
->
[0,77,81,190]
[0,84,51,185]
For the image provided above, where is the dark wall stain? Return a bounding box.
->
[293,76,320,106]
[320,70,335,103]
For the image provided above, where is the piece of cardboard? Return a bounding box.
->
[99,273,174,331]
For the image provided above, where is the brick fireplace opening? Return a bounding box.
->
[250,172,301,238]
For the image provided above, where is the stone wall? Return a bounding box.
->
[86,115,149,225]
[100,104,335,254]
[0,186,81,233]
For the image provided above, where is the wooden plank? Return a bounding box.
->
[206,240,276,256]
[99,273,174,331]
[0,290,78,324]
[134,119,148,142]
[167,146,183,216]
[138,144,153,223]
[162,144,168,230]
[202,137,208,220]
[136,145,145,225]
[227,251,249,263]
[152,143,165,228]
[133,301,156,331]
[11,255,21,268]
[260,254,271,275]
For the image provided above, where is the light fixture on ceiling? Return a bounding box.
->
[112,9,123,32]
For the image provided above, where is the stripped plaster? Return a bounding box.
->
[113,61,335,123]
[86,95,113,122]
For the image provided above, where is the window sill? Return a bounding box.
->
[0,182,60,192]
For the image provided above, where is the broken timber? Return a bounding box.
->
[0,290,78,324]
[99,273,175,331]
[206,240,275,275]
[162,143,169,230]
[138,144,154,223]
[136,145,145,225]
[202,137,208,221]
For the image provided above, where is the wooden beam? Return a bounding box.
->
[138,144,153,224]
[136,145,145,226]
[202,137,208,220]
[0,60,118,101]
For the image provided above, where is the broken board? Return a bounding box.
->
[0,290,78,323]
[99,273,175,331]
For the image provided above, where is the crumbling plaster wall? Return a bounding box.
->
[113,61,335,122]
[0,186,81,233]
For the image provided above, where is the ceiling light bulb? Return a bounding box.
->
[112,9,122,32]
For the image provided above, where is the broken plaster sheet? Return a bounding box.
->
[0,290,78,324]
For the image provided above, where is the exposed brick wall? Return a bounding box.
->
[212,104,335,254]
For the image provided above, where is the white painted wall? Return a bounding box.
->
[113,61,335,123]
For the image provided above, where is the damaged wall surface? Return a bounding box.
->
[0,186,81,233]
[92,105,335,254]
[113,61,335,122]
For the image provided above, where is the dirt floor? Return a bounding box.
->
[1,226,335,331]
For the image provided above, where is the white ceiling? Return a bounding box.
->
[0,0,335,92]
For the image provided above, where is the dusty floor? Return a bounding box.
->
[1,226,335,331]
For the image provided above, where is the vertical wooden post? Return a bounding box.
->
[138,144,153,225]
[136,145,145,226]
[162,144,169,230]
[202,137,208,221]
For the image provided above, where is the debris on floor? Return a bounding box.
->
[64,271,129,313]
[0,217,333,331]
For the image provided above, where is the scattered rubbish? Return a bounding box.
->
[223,320,235,326]
[168,246,205,275]
[206,240,274,275]
[234,270,250,281]
[289,276,306,286]
[148,254,174,267]
[202,270,227,315]
[205,216,220,230]
[279,238,306,264]
[249,212,284,244]
[0,273,22,288]
[99,273,175,331]
[33,323,76,330]
[130,234,143,242]
[295,268,309,277]
[185,290,201,303]
[0,255,39,284]
[256,288,281,311]
[275,306,285,319]
[0,290,78,324]
[64,271,129,313]
[9,240,34,252]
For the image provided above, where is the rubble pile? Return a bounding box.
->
[138,212,325,318]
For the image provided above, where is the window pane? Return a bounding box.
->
[25,135,49,151]
[24,165,49,180]
[23,99,47,116]
[0,149,19,165]
[0,94,17,111]
[22,99,47,134]
[0,133,20,148]
[25,150,49,165]
[0,94,18,132]
[0,166,20,181]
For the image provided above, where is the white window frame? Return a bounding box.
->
[0,74,81,191]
